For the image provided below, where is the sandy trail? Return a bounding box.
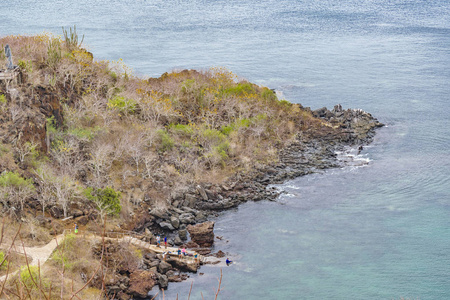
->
[0,234,64,282]
[0,233,202,282]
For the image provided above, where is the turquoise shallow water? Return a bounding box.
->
[2,0,450,299]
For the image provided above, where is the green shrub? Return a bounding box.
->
[84,187,122,216]
[0,94,6,105]
[214,142,230,162]
[20,265,41,290]
[68,126,99,141]
[157,129,174,152]
[0,251,7,270]
[169,123,193,136]
[0,171,35,191]
[46,115,58,133]
[278,99,292,109]
[205,143,230,168]
[202,128,227,145]
[261,87,277,102]
[221,118,250,136]
[52,233,76,268]
[181,79,196,94]
[222,82,255,96]
[110,71,118,81]
[254,113,267,121]
[107,96,137,115]
[18,59,32,74]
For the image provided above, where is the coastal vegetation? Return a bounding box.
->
[0,28,382,298]
[0,29,323,221]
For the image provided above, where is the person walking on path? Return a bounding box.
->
[74,223,78,234]
[178,248,182,259]
[164,236,167,249]
[157,235,161,247]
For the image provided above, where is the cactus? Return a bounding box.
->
[62,25,84,50]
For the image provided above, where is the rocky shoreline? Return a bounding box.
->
[147,104,383,236]
[109,104,383,298]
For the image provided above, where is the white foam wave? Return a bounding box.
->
[336,146,372,168]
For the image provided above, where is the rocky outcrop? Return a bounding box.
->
[0,84,65,153]
[128,270,157,299]
[186,221,215,247]
[167,257,198,273]
[312,104,384,144]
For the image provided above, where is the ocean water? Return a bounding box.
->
[2,0,450,299]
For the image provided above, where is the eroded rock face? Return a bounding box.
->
[128,270,157,299]
[186,221,214,247]
[0,84,65,153]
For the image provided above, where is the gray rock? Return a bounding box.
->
[184,194,197,207]
[108,285,120,292]
[173,236,183,245]
[205,189,216,200]
[195,212,207,222]
[71,209,83,217]
[170,216,180,229]
[179,213,195,224]
[158,261,172,274]
[171,207,184,214]
[196,185,208,201]
[178,229,188,240]
[159,221,175,231]
[158,274,168,288]
[149,260,160,268]
[181,206,198,215]
[145,227,154,238]
[149,208,169,219]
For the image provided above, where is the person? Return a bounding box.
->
[358,145,364,155]
[194,252,199,263]
[164,236,167,249]
[181,246,186,257]
[226,258,232,266]
[74,223,78,234]
[156,235,161,247]
[177,248,182,259]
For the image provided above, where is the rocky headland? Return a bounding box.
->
[0,32,383,298]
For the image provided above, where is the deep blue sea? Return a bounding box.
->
[2,0,450,299]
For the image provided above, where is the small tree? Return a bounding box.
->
[13,141,38,166]
[34,166,56,216]
[0,171,36,214]
[53,175,78,218]
[84,187,121,222]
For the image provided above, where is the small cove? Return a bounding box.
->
[2,0,450,298]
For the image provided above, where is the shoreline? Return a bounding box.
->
[139,104,384,296]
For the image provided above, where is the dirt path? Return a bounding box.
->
[12,234,65,267]
[0,234,65,282]
[0,232,202,282]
